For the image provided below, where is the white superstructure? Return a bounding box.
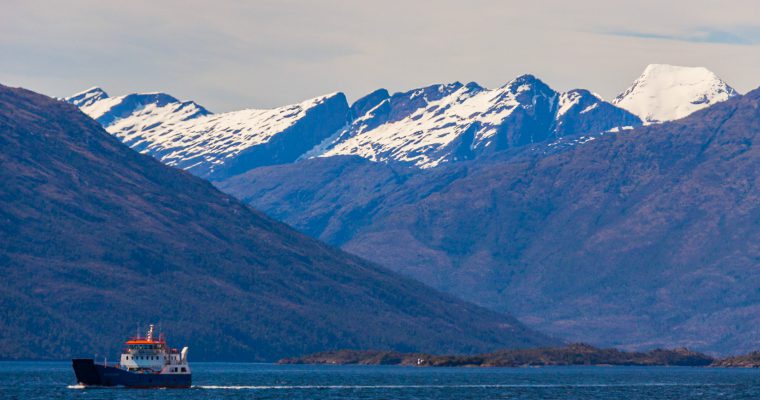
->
[118,324,190,375]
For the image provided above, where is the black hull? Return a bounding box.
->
[72,359,191,388]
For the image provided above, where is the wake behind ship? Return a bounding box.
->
[72,324,191,388]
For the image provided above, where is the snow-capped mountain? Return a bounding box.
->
[69,65,737,176]
[613,64,738,124]
[311,76,641,168]
[70,78,639,174]
[66,88,349,179]
[68,88,210,129]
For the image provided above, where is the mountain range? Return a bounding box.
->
[222,85,760,354]
[62,64,758,355]
[67,64,736,175]
[0,84,555,361]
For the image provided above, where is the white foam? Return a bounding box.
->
[66,384,86,389]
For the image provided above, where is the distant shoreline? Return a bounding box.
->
[279,344,760,368]
[1,345,758,367]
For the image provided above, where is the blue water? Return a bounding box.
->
[1,362,759,399]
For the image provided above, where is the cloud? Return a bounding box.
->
[607,27,760,45]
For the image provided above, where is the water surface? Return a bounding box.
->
[2,361,759,399]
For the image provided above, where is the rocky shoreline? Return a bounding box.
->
[711,352,760,368]
[279,344,760,368]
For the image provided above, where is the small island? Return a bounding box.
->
[279,343,719,368]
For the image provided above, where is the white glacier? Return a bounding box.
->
[613,64,738,124]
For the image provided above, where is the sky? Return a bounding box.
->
[2,0,759,112]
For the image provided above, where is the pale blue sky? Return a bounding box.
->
[2,0,759,112]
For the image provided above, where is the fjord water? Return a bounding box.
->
[2,362,759,399]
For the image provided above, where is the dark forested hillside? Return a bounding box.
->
[0,84,555,361]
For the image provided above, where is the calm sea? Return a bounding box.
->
[1,361,759,399]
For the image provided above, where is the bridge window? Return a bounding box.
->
[181,367,187,372]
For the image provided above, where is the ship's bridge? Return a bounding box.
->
[119,325,188,374]
[126,339,165,350]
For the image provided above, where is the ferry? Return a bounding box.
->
[72,324,191,388]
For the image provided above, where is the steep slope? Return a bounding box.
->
[223,89,760,354]
[0,84,555,361]
[613,64,738,123]
[68,89,350,180]
[313,77,641,168]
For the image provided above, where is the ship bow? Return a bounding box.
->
[72,359,103,386]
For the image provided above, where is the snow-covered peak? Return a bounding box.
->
[613,64,738,123]
[557,90,606,118]
[557,90,586,119]
[67,89,348,178]
[65,87,109,108]
[78,92,209,127]
[502,74,546,91]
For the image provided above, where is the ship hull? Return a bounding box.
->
[72,359,191,388]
